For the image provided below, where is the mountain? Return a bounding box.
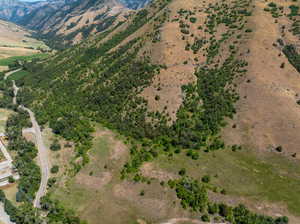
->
[0,0,144,48]
[0,0,299,223]
[7,0,300,223]
[0,18,48,72]
[120,0,151,9]
[0,0,47,22]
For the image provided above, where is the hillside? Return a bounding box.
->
[0,19,48,71]
[1,0,300,223]
[0,0,150,48]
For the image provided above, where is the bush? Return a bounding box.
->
[201,175,211,183]
[8,176,15,183]
[178,168,186,176]
[201,214,210,222]
[50,140,61,151]
[50,165,59,174]
[190,17,197,23]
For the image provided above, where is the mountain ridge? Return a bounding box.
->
[0,0,150,48]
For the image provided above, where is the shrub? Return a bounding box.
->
[201,214,210,222]
[50,140,61,151]
[50,165,59,174]
[190,17,197,23]
[8,176,15,183]
[178,168,186,176]
[201,175,211,183]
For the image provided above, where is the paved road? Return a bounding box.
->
[12,80,50,208]
[21,106,50,208]
[12,81,18,105]
[3,69,21,80]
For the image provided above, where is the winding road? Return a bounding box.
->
[11,74,50,208]
[21,106,50,208]
[3,69,21,81]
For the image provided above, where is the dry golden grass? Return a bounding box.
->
[0,19,48,58]
[51,125,192,224]
[222,0,300,158]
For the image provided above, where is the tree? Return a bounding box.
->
[178,168,186,176]
[50,165,59,174]
[50,140,61,151]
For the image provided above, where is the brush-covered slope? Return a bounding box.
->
[0,0,131,48]
[0,19,48,59]
[21,0,129,48]
[0,0,47,22]
[13,0,300,223]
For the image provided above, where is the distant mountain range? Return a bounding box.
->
[0,0,151,48]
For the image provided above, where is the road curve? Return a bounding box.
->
[4,69,21,80]
[21,106,50,208]
[12,79,50,208]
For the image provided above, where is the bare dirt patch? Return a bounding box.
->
[141,162,177,181]
[75,171,112,190]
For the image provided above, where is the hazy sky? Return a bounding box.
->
[19,0,46,1]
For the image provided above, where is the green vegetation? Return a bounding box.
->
[0,54,48,66]
[0,189,41,224]
[155,149,300,216]
[288,5,299,17]
[50,165,59,174]
[167,176,288,224]
[283,44,300,73]
[264,2,283,18]
[5,110,40,203]
[40,193,87,224]
[7,70,30,81]
[168,177,208,211]
[1,0,293,222]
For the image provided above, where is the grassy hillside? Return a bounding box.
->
[17,0,131,49]
[7,0,300,223]
[0,19,48,58]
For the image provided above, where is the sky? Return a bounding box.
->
[19,0,46,1]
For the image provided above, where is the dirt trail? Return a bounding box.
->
[11,77,50,208]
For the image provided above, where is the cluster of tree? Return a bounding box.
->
[5,110,41,203]
[168,177,208,211]
[40,193,87,224]
[0,80,15,109]
[18,7,164,168]
[167,177,289,224]
[282,44,300,73]
[0,183,41,224]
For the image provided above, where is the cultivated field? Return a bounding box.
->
[0,19,49,72]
